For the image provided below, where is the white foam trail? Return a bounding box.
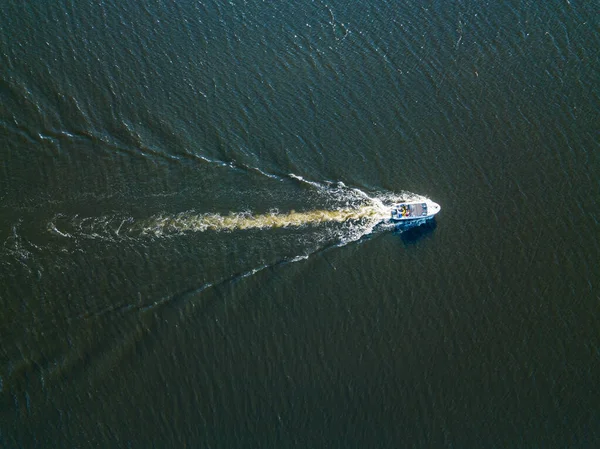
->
[140,204,389,237]
[48,181,430,248]
[48,221,72,238]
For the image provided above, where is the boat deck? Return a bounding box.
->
[391,203,428,220]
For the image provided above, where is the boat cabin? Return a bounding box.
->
[391,202,428,220]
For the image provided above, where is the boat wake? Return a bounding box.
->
[140,205,386,235]
[48,176,430,248]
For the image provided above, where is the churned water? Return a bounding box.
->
[1,0,599,447]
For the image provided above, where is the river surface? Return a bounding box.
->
[1,0,599,447]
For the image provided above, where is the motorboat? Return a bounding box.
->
[390,200,441,222]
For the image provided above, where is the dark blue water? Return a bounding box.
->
[1,0,599,447]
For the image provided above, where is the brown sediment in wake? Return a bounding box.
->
[142,205,388,235]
